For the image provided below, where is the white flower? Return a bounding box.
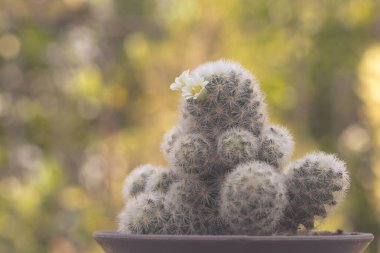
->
[182,74,208,100]
[170,70,209,100]
[170,70,190,91]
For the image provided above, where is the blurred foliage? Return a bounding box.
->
[0,0,380,252]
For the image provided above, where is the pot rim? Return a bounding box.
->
[93,231,374,242]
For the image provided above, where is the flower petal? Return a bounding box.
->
[170,70,208,100]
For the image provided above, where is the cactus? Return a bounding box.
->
[217,128,259,167]
[220,161,286,235]
[160,126,183,161]
[118,193,172,234]
[145,168,179,194]
[164,177,215,234]
[169,133,211,173]
[257,125,294,170]
[122,164,159,199]
[277,152,349,233]
[118,60,350,235]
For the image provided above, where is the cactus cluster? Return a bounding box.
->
[118,60,350,235]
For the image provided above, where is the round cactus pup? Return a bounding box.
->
[257,125,294,170]
[160,126,183,160]
[169,134,211,174]
[278,152,349,233]
[118,193,172,234]
[122,164,160,199]
[220,161,286,235]
[145,168,180,194]
[217,128,259,167]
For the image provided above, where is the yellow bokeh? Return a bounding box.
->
[359,44,380,225]
[0,33,21,59]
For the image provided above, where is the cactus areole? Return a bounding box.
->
[94,60,373,253]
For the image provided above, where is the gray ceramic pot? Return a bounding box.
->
[93,231,373,253]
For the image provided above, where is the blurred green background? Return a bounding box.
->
[0,0,380,252]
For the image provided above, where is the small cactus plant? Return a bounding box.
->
[118,60,350,235]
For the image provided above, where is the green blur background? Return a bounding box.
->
[0,0,380,252]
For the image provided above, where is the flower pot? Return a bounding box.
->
[93,231,373,253]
